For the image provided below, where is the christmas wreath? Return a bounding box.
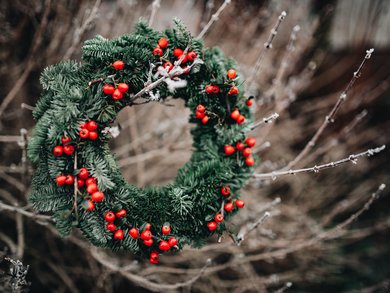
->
[28,20,256,264]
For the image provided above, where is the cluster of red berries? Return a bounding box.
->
[104,209,127,240]
[229,109,246,124]
[53,136,75,157]
[195,104,209,124]
[128,223,178,264]
[103,82,129,100]
[207,185,245,231]
[153,38,168,56]
[205,84,220,94]
[224,137,256,166]
[226,69,239,95]
[79,120,99,140]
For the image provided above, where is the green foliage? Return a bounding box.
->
[28,20,257,257]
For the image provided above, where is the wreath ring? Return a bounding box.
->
[28,21,256,264]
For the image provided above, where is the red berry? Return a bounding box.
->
[212,85,220,94]
[246,99,253,106]
[207,221,217,231]
[221,185,231,196]
[153,47,163,56]
[56,175,67,186]
[224,202,234,212]
[114,229,124,240]
[79,129,89,139]
[237,115,245,124]
[86,183,98,195]
[143,239,153,246]
[215,213,224,223]
[145,223,151,230]
[187,51,197,61]
[78,168,89,179]
[235,199,245,208]
[117,83,129,93]
[85,177,96,186]
[91,191,104,202]
[158,37,168,48]
[77,179,85,188]
[224,145,235,155]
[61,136,71,144]
[106,223,116,232]
[196,104,205,113]
[201,116,209,124]
[115,209,127,218]
[63,144,75,155]
[164,61,173,71]
[113,60,125,70]
[246,137,256,148]
[103,84,115,95]
[140,230,152,241]
[80,122,88,129]
[129,228,139,238]
[173,48,183,57]
[195,111,206,119]
[236,142,244,151]
[112,89,123,100]
[205,85,214,94]
[227,69,237,79]
[230,110,240,121]
[89,131,98,140]
[149,251,159,264]
[53,146,63,156]
[159,240,170,251]
[245,156,255,166]
[65,175,74,185]
[228,86,239,95]
[86,200,95,211]
[87,120,98,131]
[242,148,252,157]
[168,237,178,247]
[104,212,116,222]
[161,225,171,235]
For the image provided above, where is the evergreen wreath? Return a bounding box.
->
[27,20,257,264]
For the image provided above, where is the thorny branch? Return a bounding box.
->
[252,145,385,179]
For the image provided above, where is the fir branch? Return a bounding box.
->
[252,145,385,179]
[284,48,375,170]
[196,0,231,39]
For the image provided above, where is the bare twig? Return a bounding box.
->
[196,0,231,39]
[274,282,293,293]
[246,11,287,92]
[251,113,279,130]
[253,145,385,179]
[284,48,375,170]
[148,0,161,27]
[0,201,51,222]
[63,0,101,60]
[237,212,271,245]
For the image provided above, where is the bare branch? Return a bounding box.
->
[252,145,385,179]
[148,0,161,27]
[284,48,375,170]
[237,212,271,245]
[251,112,279,130]
[0,201,51,222]
[196,0,231,39]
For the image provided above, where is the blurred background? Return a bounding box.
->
[0,0,389,292]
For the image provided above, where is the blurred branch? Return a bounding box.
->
[253,145,385,179]
[0,0,51,122]
[63,0,101,60]
[196,0,231,39]
[148,0,161,27]
[0,202,51,222]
